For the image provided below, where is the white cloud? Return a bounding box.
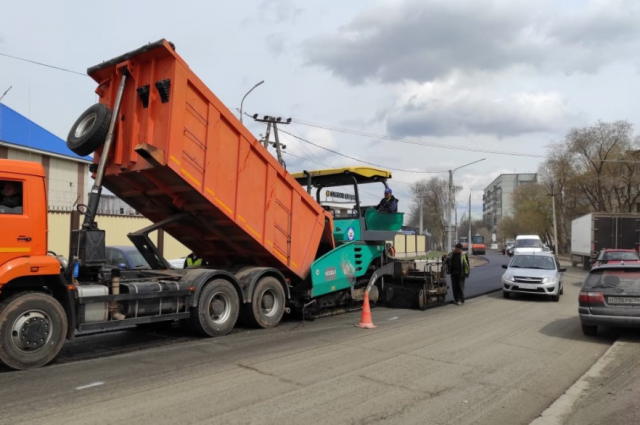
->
[303,0,640,84]
[386,75,585,137]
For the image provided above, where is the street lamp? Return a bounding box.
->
[239,80,264,124]
[448,158,486,252]
[548,184,559,256]
[467,185,484,251]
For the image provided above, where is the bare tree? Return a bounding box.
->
[566,120,637,212]
[408,177,449,249]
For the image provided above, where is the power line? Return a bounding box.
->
[283,151,331,168]
[0,52,88,77]
[278,128,448,174]
[291,117,546,159]
[289,122,333,167]
[292,117,640,164]
[282,151,379,200]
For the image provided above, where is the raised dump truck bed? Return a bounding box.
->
[84,39,332,279]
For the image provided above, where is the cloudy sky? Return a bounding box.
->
[1,0,640,222]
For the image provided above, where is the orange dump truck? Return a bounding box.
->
[0,40,336,370]
[82,39,332,280]
[0,39,441,371]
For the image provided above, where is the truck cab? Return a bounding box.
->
[0,160,62,286]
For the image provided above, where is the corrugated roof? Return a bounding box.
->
[0,103,91,162]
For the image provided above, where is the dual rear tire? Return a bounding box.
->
[241,277,286,328]
[189,276,286,337]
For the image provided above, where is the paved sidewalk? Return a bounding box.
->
[531,332,640,425]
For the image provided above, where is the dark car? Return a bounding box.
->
[590,249,640,269]
[578,265,640,336]
[502,240,515,256]
[104,246,150,270]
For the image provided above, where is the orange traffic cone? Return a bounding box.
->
[356,291,377,329]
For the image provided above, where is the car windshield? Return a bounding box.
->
[515,239,542,248]
[126,250,150,268]
[599,251,640,261]
[510,255,556,270]
[583,268,640,291]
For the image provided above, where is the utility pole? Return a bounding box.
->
[253,114,291,168]
[447,158,486,253]
[419,196,424,235]
[468,190,472,250]
[448,170,453,253]
[467,185,482,251]
[549,183,559,255]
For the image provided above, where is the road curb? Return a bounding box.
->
[467,287,501,300]
[529,339,622,425]
[469,254,490,263]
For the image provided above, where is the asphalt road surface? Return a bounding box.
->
[1,252,509,369]
[455,251,511,300]
[0,261,617,425]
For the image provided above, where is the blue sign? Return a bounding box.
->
[347,227,355,241]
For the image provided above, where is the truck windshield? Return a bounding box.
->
[471,235,484,244]
[516,239,542,248]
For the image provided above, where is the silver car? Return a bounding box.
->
[502,252,566,302]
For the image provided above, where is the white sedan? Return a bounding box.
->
[167,257,186,269]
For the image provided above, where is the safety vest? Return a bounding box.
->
[186,256,202,268]
[447,252,470,275]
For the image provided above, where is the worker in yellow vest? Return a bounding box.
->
[183,252,203,269]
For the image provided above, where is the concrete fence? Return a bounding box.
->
[47,211,190,261]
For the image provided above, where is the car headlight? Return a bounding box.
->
[503,274,515,282]
[542,277,557,284]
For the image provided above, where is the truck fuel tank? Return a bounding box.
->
[120,280,184,317]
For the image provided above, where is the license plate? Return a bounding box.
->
[518,283,537,290]
[608,297,640,305]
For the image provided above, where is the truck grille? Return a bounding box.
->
[514,277,543,284]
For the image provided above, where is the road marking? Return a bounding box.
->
[388,316,398,321]
[76,382,104,390]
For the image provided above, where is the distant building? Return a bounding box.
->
[483,173,537,231]
[0,103,138,215]
[0,103,91,211]
[0,103,185,259]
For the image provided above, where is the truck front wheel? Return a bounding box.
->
[190,279,239,337]
[0,292,68,370]
[241,276,285,328]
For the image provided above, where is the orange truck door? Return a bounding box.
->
[0,175,45,267]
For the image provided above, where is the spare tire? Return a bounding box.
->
[67,103,112,156]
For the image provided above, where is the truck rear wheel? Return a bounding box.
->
[241,276,285,328]
[190,279,239,337]
[67,103,112,156]
[0,292,67,370]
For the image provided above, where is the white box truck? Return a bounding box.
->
[571,213,640,270]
